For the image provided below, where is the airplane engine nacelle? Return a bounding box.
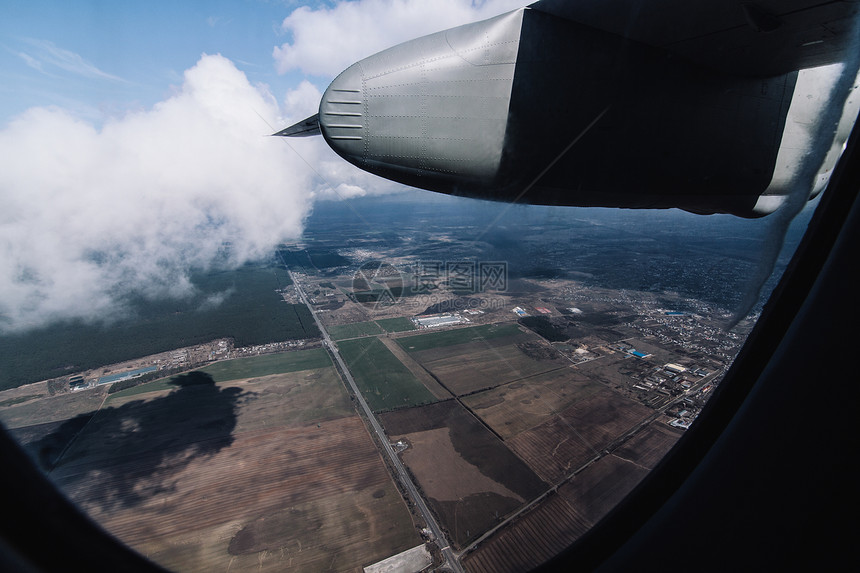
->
[282,7,859,218]
[319,9,524,195]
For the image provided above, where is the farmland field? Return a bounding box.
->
[396,323,522,353]
[14,352,421,572]
[328,320,384,341]
[507,388,653,483]
[613,421,683,469]
[106,348,332,401]
[401,329,565,396]
[228,368,356,431]
[414,346,563,396]
[378,337,451,400]
[55,416,418,573]
[1,385,109,430]
[557,454,650,525]
[462,368,600,440]
[463,454,651,573]
[336,337,437,411]
[375,317,416,333]
[462,492,590,573]
[380,401,546,548]
[199,348,331,380]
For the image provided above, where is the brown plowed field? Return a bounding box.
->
[379,398,456,435]
[463,492,591,573]
[462,368,600,440]
[0,383,108,429]
[507,389,652,483]
[507,418,598,483]
[558,454,650,524]
[230,369,356,430]
[614,421,684,469]
[409,337,564,396]
[463,453,649,572]
[44,370,419,572]
[379,401,546,549]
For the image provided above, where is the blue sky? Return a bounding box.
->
[1,1,320,122]
[0,1,527,125]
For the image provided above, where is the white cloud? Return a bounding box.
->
[197,288,236,312]
[20,39,127,82]
[273,0,529,77]
[16,51,46,74]
[0,54,316,332]
[333,183,367,199]
[282,79,323,122]
[273,127,405,200]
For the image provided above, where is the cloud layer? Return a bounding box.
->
[0,54,314,332]
[17,38,127,82]
[274,0,529,77]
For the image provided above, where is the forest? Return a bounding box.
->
[0,262,319,390]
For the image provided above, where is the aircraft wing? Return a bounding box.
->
[529,0,860,76]
[272,113,320,137]
[275,1,860,218]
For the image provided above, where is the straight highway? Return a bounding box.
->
[285,267,463,573]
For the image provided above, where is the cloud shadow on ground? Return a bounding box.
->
[29,371,249,511]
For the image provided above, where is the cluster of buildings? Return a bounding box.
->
[412,313,469,329]
[628,309,743,362]
[96,366,158,386]
[511,305,555,317]
[615,342,652,359]
[68,365,159,391]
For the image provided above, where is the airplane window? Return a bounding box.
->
[1,2,858,572]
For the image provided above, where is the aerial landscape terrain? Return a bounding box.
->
[0,194,812,572]
[2,0,857,570]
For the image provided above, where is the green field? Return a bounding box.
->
[0,262,320,390]
[0,394,43,407]
[107,348,331,400]
[106,379,179,400]
[198,349,331,381]
[375,317,416,333]
[397,323,522,353]
[328,321,384,341]
[335,337,436,412]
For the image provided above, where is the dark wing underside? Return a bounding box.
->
[529,0,860,76]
